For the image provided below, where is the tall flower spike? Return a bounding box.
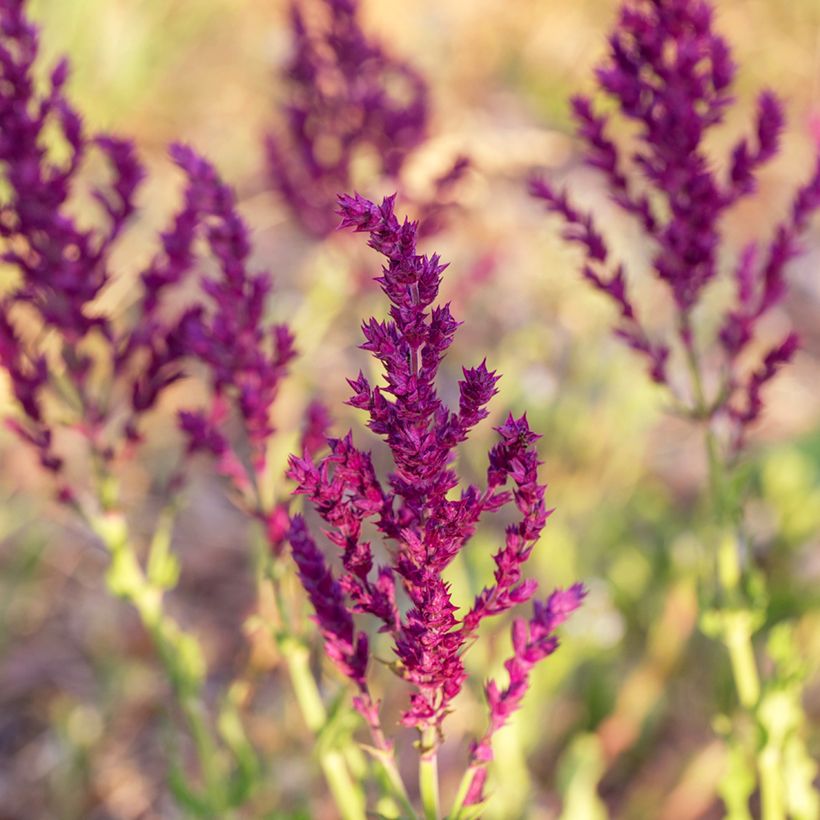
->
[288,193,582,799]
[0,0,295,502]
[0,0,144,473]
[531,0,820,448]
[164,144,296,482]
[266,0,429,236]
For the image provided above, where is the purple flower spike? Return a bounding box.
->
[266,0,429,236]
[0,0,296,506]
[532,0,820,450]
[289,193,581,785]
[463,584,587,806]
[122,144,297,482]
[0,0,145,472]
[290,514,369,688]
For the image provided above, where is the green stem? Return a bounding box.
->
[375,749,416,819]
[682,335,784,818]
[721,610,760,713]
[284,639,366,820]
[90,510,226,812]
[449,765,478,820]
[758,744,785,820]
[258,530,370,818]
[361,714,417,819]
[419,729,440,820]
[179,691,223,810]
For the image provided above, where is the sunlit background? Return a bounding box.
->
[2,0,820,817]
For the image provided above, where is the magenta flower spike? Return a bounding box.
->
[288,193,584,810]
[530,0,820,451]
[0,0,296,505]
[530,2,820,813]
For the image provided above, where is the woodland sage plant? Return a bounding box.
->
[265,0,468,238]
[288,193,585,819]
[265,0,429,237]
[0,0,579,815]
[0,0,280,812]
[531,0,820,816]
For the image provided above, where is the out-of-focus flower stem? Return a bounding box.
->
[254,529,367,820]
[87,505,230,815]
[282,634,367,820]
[717,536,761,711]
[449,766,478,820]
[419,728,440,820]
[683,339,784,820]
[263,554,416,819]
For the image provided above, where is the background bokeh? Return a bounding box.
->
[2,0,819,817]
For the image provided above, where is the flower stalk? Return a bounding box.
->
[531,0,820,814]
[419,728,440,820]
[288,193,583,815]
[283,635,367,820]
[85,501,229,814]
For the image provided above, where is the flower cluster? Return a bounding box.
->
[530,0,820,448]
[168,145,296,490]
[462,583,586,806]
[0,0,294,503]
[265,0,429,236]
[0,0,143,474]
[288,193,583,801]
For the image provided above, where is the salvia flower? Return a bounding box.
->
[266,0,429,236]
[287,193,583,804]
[530,0,820,450]
[0,0,294,504]
[167,144,296,487]
[0,0,144,475]
[462,583,586,806]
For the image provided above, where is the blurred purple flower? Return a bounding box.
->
[265,0,429,236]
[531,0,820,448]
[0,0,143,474]
[0,0,296,504]
[165,145,296,480]
[288,192,582,800]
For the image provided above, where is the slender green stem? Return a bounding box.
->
[724,618,760,710]
[321,749,366,820]
[373,748,416,819]
[283,637,330,732]
[255,526,371,818]
[89,509,226,812]
[283,638,366,820]
[758,744,785,820]
[682,334,789,819]
[179,691,223,810]
[449,765,478,820]
[419,729,440,820]
[360,712,417,819]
